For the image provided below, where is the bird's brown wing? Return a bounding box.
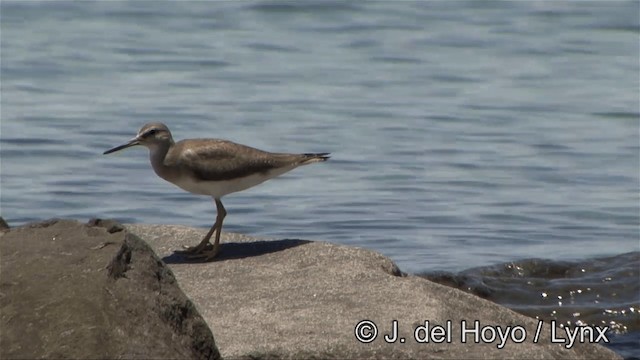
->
[166,139,298,182]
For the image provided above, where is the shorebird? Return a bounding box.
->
[103,122,329,260]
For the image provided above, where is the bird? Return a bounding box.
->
[103,122,330,261]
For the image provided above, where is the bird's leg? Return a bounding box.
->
[200,198,226,260]
[176,220,217,254]
[176,198,223,255]
[181,198,226,261]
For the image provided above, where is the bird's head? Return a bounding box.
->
[103,122,173,154]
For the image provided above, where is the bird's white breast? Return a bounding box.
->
[169,165,297,198]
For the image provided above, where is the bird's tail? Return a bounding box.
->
[300,152,331,165]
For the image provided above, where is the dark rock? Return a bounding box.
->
[0,217,9,231]
[24,217,60,228]
[422,272,494,299]
[88,217,124,233]
[0,219,220,360]
[107,236,133,279]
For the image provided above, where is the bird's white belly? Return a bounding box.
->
[170,166,296,198]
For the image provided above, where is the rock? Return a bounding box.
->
[0,219,220,360]
[126,224,621,360]
[0,217,10,231]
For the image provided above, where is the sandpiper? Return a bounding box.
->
[103,122,329,260]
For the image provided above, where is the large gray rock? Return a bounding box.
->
[0,219,219,359]
[127,223,621,360]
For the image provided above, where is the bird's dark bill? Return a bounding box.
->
[103,139,140,154]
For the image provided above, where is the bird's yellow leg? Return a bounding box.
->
[181,199,226,261]
[176,198,225,256]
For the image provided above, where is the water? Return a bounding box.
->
[423,252,640,359]
[1,1,638,357]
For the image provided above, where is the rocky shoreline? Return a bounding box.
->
[0,218,620,359]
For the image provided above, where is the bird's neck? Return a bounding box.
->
[148,141,174,180]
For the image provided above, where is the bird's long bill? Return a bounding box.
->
[103,138,140,155]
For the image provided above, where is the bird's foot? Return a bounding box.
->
[174,243,211,255]
[182,246,220,262]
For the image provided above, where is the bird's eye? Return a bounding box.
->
[146,129,158,137]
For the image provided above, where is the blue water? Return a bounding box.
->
[1,2,639,356]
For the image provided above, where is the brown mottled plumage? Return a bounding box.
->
[104,122,329,260]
